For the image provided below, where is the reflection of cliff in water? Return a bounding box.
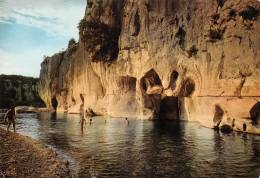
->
[4,113,259,177]
[139,121,195,177]
[37,112,71,151]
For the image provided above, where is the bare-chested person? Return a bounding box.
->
[79,117,86,130]
[4,106,16,132]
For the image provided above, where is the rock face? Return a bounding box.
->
[0,75,45,108]
[39,0,260,134]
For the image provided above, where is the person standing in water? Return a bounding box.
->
[125,118,129,125]
[79,117,86,130]
[4,106,16,132]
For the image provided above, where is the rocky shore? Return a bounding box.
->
[0,128,71,177]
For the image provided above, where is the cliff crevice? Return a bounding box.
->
[40,0,260,134]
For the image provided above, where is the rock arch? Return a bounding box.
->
[140,69,163,95]
[139,69,163,119]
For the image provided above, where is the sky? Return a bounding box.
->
[0,0,86,77]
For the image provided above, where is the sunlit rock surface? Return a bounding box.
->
[39,0,260,134]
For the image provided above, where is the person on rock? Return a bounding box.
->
[90,118,93,125]
[79,117,86,130]
[243,123,247,132]
[4,106,16,132]
[232,119,235,128]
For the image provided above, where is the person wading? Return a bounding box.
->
[125,118,129,125]
[4,106,16,132]
[79,117,86,130]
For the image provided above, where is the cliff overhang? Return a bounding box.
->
[39,0,260,134]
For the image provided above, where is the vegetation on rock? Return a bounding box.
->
[67,38,77,48]
[78,18,120,62]
[175,26,186,47]
[187,45,198,58]
[0,75,45,108]
[239,6,259,21]
[211,13,220,24]
[208,28,225,43]
[229,9,237,19]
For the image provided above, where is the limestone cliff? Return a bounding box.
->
[0,75,45,108]
[40,0,260,134]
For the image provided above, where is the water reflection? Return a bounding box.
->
[0,112,259,177]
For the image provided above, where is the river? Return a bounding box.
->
[1,112,259,177]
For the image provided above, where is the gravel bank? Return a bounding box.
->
[0,128,71,177]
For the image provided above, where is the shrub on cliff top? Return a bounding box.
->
[68,38,76,48]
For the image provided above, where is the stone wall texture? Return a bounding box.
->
[39,0,260,134]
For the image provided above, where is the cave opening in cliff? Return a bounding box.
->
[159,96,179,120]
[140,69,162,94]
[140,69,163,119]
[51,97,58,112]
[250,102,260,126]
[213,104,224,128]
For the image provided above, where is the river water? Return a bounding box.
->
[1,112,259,177]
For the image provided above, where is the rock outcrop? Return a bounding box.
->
[0,75,45,108]
[39,0,260,134]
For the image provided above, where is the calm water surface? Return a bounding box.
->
[1,112,259,177]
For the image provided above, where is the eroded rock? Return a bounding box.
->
[39,0,260,134]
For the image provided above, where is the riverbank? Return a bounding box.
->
[0,128,71,177]
[0,107,52,114]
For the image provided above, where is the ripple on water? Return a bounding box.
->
[1,112,259,177]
